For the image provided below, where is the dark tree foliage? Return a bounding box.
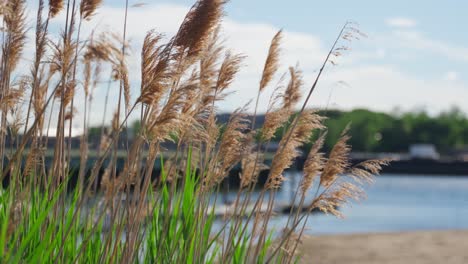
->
[311,107,468,153]
[92,108,468,154]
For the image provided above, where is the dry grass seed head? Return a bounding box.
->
[259,30,282,91]
[199,27,223,91]
[240,151,268,188]
[139,31,173,106]
[301,132,327,194]
[201,113,220,156]
[111,110,120,132]
[24,146,42,177]
[84,33,121,63]
[261,73,291,141]
[49,0,64,17]
[147,86,194,143]
[320,126,351,188]
[62,80,76,107]
[99,132,111,153]
[120,62,131,111]
[218,110,250,163]
[0,78,28,109]
[267,111,324,189]
[0,1,7,17]
[3,0,27,71]
[348,159,391,184]
[174,0,226,57]
[262,108,291,142]
[211,109,250,184]
[33,69,53,129]
[215,51,245,93]
[80,0,102,20]
[83,56,92,97]
[312,181,365,218]
[5,78,28,137]
[283,65,303,109]
[50,38,78,105]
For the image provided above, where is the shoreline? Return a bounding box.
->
[298,230,468,264]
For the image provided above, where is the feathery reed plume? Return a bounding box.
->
[33,74,51,129]
[0,79,27,110]
[174,0,226,56]
[300,132,326,194]
[320,126,351,188]
[120,61,131,111]
[49,0,64,17]
[267,110,324,189]
[4,78,28,134]
[180,70,202,113]
[348,159,392,184]
[189,28,224,120]
[50,37,77,107]
[204,112,219,155]
[111,110,120,132]
[262,68,302,141]
[80,0,102,20]
[261,74,291,141]
[24,145,41,177]
[199,27,223,90]
[283,65,303,109]
[197,49,245,117]
[2,0,27,71]
[240,151,268,188]
[0,1,6,17]
[99,131,111,154]
[0,1,27,173]
[84,33,121,63]
[138,30,171,106]
[147,85,193,143]
[83,55,92,98]
[262,108,290,141]
[311,181,364,218]
[207,109,249,186]
[24,0,49,135]
[259,30,282,91]
[215,51,245,94]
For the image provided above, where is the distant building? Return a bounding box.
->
[452,147,468,161]
[409,144,440,160]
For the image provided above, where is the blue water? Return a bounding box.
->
[270,173,468,235]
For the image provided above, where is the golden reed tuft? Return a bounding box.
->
[259,30,282,92]
[175,0,226,56]
[49,0,63,17]
[80,0,103,20]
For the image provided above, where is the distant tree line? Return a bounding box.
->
[309,108,468,153]
[86,108,468,154]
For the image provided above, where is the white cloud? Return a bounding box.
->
[318,65,468,115]
[385,17,417,28]
[379,30,468,62]
[444,71,459,82]
[17,3,468,128]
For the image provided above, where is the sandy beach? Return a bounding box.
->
[298,230,468,264]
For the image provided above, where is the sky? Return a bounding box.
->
[20,0,468,128]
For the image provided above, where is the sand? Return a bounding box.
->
[297,230,468,264]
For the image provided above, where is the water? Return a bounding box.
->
[79,173,468,236]
[268,173,468,235]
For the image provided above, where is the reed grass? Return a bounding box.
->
[0,0,388,263]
